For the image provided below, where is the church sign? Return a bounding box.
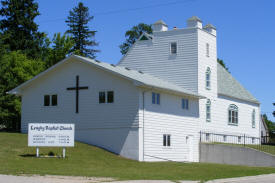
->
[28,123,75,147]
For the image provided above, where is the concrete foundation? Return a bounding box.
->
[200,143,275,167]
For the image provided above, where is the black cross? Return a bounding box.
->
[67,75,88,113]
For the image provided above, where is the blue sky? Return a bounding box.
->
[35,0,274,120]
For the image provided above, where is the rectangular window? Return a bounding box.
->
[223,135,227,142]
[206,133,210,141]
[163,134,171,147]
[182,98,189,110]
[252,137,255,144]
[170,42,177,54]
[107,91,114,103]
[51,94,57,106]
[238,136,241,143]
[99,92,105,103]
[206,105,211,121]
[206,43,210,57]
[44,95,50,106]
[152,92,160,105]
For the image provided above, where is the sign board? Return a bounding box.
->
[28,123,75,147]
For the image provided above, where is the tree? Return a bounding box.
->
[65,2,98,58]
[0,0,44,59]
[119,23,152,55]
[262,114,275,137]
[217,58,229,72]
[46,33,74,67]
[0,51,45,131]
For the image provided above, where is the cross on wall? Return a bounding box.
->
[67,75,88,113]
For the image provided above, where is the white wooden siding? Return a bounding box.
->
[21,58,140,160]
[138,90,200,162]
[118,29,199,93]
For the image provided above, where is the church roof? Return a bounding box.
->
[8,55,204,99]
[217,63,259,104]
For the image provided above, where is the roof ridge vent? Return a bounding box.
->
[125,67,131,70]
[110,64,116,67]
[95,60,101,63]
[138,70,144,74]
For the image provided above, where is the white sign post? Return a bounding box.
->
[28,123,75,158]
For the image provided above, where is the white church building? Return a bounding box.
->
[9,16,261,162]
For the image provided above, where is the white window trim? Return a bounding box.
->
[205,67,211,90]
[252,109,256,128]
[206,99,211,122]
[43,93,58,107]
[228,104,238,126]
[169,42,178,55]
[163,134,171,147]
[98,90,114,104]
[206,43,210,57]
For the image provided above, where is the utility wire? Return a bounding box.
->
[38,0,196,23]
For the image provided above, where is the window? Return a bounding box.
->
[182,98,189,110]
[206,133,210,141]
[44,95,50,106]
[238,136,241,143]
[228,104,238,125]
[252,109,256,128]
[163,134,171,146]
[51,95,57,106]
[206,99,211,122]
[206,43,210,57]
[170,42,177,54]
[223,135,227,142]
[99,91,114,104]
[107,91,114,103]
[252,137,255,144]
[206,67,211,90]
[99,92,105,103]
[152,92,160,105]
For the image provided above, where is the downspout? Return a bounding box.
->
[142,91,145,161]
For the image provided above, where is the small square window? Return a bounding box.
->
[223,135,227,142]
[163,134,171,147]
[206,133,210,141]
[152,92,160,105]
[99,92,105,103]
[44,95,50,106]
[238,136,241,143]
[107,91,114,103]
[51,95,57,106]
[182,98,189,110]
[170,42,177,54]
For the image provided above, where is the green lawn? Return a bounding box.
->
[0,132,275,181]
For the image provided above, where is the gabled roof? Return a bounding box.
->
[217,63,259,104]
[8,55,204,99]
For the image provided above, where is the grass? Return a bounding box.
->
[0,132,275,181]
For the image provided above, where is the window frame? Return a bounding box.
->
[182,98,189,110]
[163,134,171,147]
[228,104,239,126]
[44,95,50,106]
[206,99,211,122]
[152,92,160,105]
[51,94,58,106]
[205,67,211,90]
[252,109,256,128]
[99,91,114,104]
[170,42,177,55]
[206,43,210,57]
